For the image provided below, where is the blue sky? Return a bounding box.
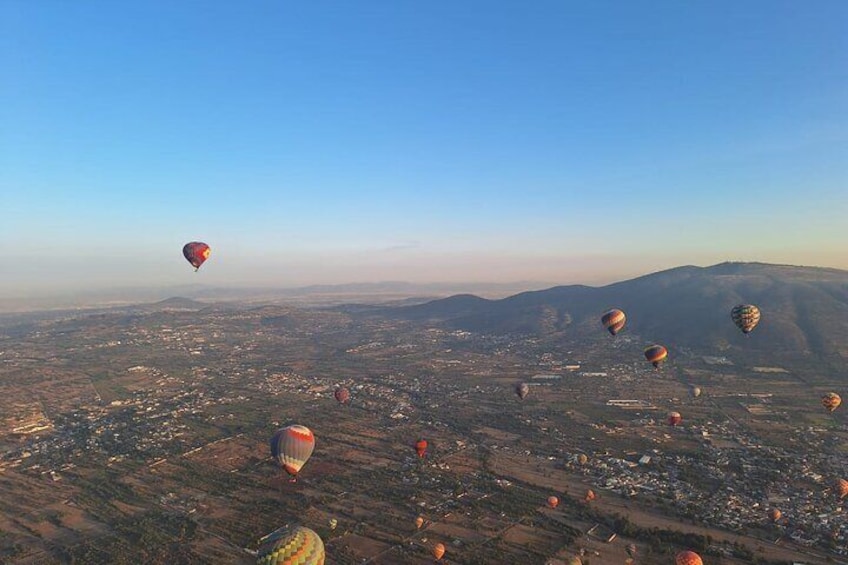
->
[1,1,846,295]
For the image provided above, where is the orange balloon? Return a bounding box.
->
[837,478,848,499]
[675,550,703,565]
[822,392,842,413]
[769,508,782,522]
[547,496,559,509]
[415,516,424,529]
[585,489,596,502]
[432,542,446,560]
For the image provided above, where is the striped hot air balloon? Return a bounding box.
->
[515,382,530,400]
[601,309,626,336]
[432,542,446,560]
[182,241,211,271]
[675,550,703,565]
[270,425,315,478]
[837,478,848,499]
[644,345,668,369]
[822,392,842,413]
[334,387,350,404]
[731,304,761,334]
[256,525,325,565]
[667,411,682,426]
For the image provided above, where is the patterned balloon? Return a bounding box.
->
[626,543,637,557]
[601,309,627,336]
[415,516,425,529]
[675,550,703,565]
[182,242,211,271]
[328,518,337,531]
[270,425,315,477]
[577,454,588,465]
[837,478,848,499]
[432,542,445,560]
[334,387,350,404]
[644,345,668,369]
[667,411,682,426]
[547,496,559,509]
[515,382,529,400]
[731,304,761,334]
[585,489,596,502]
[822,392,842,413]
[566,557,582,565]
[256,525,325,565]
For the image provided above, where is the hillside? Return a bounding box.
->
[383,262,848,359]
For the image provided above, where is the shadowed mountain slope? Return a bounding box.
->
[383,263,848,358]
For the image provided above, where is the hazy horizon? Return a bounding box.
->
[2,1,846,297]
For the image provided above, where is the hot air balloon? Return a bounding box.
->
[837,478,848,499]
[731,304,761,334]
[601,309,626,336]
[515,382,529,400]
[644,345,668,369]
[256,525,325,565]
[329,518,338,531]
[182,242,211,271]
[415,516,425,529]
[547,496,559,509]
[334,387,350,405]
[625,560,634,565]
[626,543,637,558]
[667,411,682,426]
[577,454,588,465]
[675,550,703,565]
[270,425,315,479]
[769,508,781,523]
[690,386,702,398]
[566,557,582,565]
[822,392,842,413]
[585,489,596,503]
[416,439,428,459]
[432,542,446,560]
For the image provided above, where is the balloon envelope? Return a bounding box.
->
[822,392,841,413]
[675,550,703,565]
[416,439,428,458]
[644,345,668,368]
[667,411,682,426]
[516,382,529,400]
[415,516,424,529]
[731,304,761,334]
[547,496,559,509]
[270,425,315,477]
[256,525,325,565]
[838,478,848,499]
[182,242,211,270]
[432,542,445,560]
[334,387,350,404]
[601,309,626,336]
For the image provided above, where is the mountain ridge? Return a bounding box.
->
[381,262,848,360]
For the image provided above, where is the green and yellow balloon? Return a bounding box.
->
[256,525,325,565]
